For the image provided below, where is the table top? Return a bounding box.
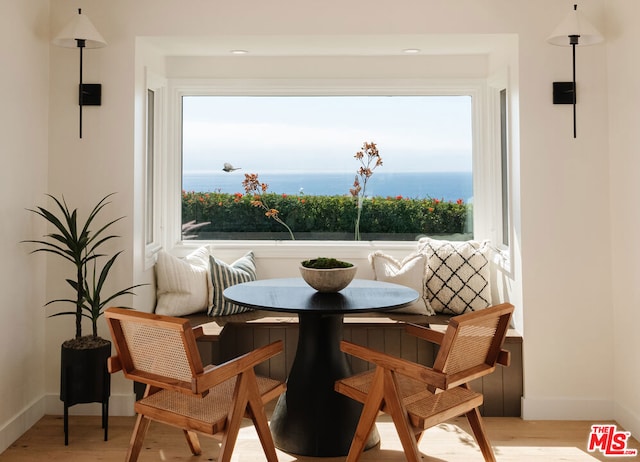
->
[223,278,419,315]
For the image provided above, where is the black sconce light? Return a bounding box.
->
[547,4,603,138]
[53,9,107,139]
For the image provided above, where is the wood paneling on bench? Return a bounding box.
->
[188,311,523,417]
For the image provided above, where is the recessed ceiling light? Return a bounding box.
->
[230,49,249,55]
[402,48,421,54]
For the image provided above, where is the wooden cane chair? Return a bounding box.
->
[105,307,286,462]
[335,302,514,462]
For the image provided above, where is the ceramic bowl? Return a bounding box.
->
[299,265,358,293]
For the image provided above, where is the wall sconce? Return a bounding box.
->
[53,9,107,139]
[547,4,603,138]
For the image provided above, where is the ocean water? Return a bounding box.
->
[183,171,473,202]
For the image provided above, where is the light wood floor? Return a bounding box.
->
[1,411,638,461]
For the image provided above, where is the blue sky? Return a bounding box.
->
[182,95,472,174]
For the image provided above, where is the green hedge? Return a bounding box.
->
[182,191,472,240]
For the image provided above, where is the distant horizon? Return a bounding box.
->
[183,168,473,174]
[183,170,473,201]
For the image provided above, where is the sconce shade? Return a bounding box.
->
[53,10,107,49]
[547,4,603,46]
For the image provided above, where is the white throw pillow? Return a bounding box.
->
[369,251,432,315]
[155,246,213,316]
[209,251,257,316]
[417,237,492,315]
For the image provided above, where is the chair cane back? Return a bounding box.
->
[105,307,286,462]
[335,303,514,462]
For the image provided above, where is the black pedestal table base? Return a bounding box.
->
[222,278,418,457]
[269,313,379,457]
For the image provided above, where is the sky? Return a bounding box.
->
[182,95,472,174]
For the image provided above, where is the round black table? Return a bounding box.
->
[223,278,418,457]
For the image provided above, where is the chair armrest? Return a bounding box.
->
[340,340,447,390]
[405,323,445,345]
[192,326,204,339]
[192,340,284,394]
[497,349,510,366]
[107,355,122,373]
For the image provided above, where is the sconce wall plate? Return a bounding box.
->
[553,82,575,105]
[80,84,102,106]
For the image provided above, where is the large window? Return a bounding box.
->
[180,94,474,241]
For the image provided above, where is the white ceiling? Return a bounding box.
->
[143,34,513,57]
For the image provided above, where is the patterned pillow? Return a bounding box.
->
[369,251,432,315]
[417,238,492,315]
[208,251,257,316]
[155,246,213,316]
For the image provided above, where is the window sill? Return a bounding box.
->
[171,239,419,259]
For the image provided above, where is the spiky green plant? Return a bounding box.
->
[82,251,145,337]
[23,193,129,340]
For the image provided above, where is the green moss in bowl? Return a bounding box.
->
[301,257,354,269]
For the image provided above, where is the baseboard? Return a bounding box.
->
[614,401,640,440]
[0,397,45,454]
[522,397,614,420]
[44,392,136,417]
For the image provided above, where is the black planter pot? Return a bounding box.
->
[60,341,111,445]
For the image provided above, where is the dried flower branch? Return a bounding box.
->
[242,173,295,240]
[350,141,382,240]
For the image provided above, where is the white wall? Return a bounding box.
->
[0,0,50,453]
[517,2,613,420]
[45,3,141,416]
[606,0,640,439]
[2,0,627,446]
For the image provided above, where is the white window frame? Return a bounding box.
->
[159,78,504,261]
[486,68,513,274]
[144,71,167,269]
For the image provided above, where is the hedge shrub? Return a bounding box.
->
[182,191,471,240]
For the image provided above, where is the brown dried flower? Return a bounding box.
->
[242,173,295,239]
[351,141,382,240]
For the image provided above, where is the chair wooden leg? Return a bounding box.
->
[124,385,158,462]
[183,430,202,455]
[126,414,151,462]
[382,370,422,462]
[346,367,385,462]
[219,373,251,462]
[465,407,496,462]
[245,371,279,462]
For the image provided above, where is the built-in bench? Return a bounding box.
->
[184,310,523,417]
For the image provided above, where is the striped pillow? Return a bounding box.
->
[208,251,257,316]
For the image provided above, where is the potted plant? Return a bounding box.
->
[299,257,358,292]
[23,193,143,444]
